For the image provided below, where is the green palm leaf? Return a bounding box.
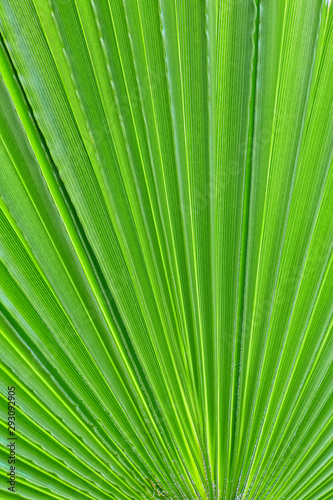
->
[0,0,332,498]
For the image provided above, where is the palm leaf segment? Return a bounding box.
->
[0,1,332,499]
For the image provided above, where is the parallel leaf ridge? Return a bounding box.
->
[0,1,332,499]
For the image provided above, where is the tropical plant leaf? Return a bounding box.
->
[0,0,332,499]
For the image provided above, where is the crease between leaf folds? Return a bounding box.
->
[0,1,332,499]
